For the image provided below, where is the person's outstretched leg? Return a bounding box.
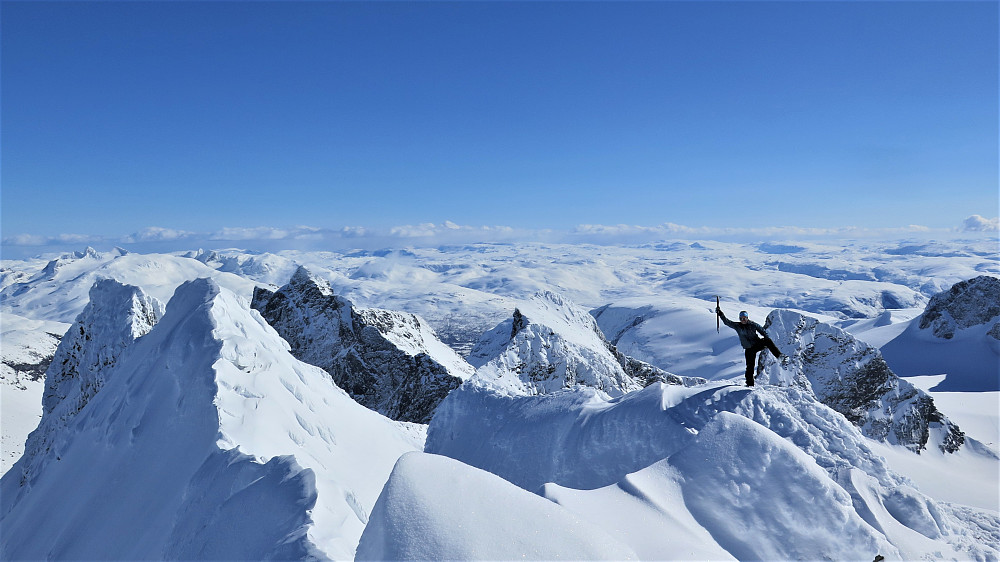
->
[763,337,782,358]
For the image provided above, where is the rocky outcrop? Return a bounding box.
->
[759,310,964,453]
[252,267,472,423]
[919,275,1000,339]
[468,291,703,397]
[16,279,163,484]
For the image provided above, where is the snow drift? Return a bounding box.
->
[0,278,421,560]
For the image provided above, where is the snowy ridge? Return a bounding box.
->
[0,278,421,560]
[424,381,998,560]
[252,266,472,423]
[759,310,967,453]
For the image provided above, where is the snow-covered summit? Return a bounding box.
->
[759,309,966,453]
[466,291,701,398]
[252,266,473,423]
[919,275,1000,339]
[0,277,421,560]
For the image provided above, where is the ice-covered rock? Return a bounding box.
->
[252,266,473,423]
[919,275,1000,339]
[467,291,702,398]
[759,310,965,453]
[0,278,421,560]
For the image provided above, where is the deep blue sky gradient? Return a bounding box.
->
[2,1,997,239]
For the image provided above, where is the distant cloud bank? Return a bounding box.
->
[962,215,1000,232]
[2,216,995,259]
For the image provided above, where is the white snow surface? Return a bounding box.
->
[0,279,421,560]
[356,452,638,561]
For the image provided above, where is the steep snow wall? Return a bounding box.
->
[0,278,420,560]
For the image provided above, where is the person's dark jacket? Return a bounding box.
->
[719,310,769,349]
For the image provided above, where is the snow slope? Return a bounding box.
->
[881,276,1000,391]
[356,452,638,561]
[0,278,421,560]
[0,314,65,475]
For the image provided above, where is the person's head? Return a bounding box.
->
[739,311,749,324]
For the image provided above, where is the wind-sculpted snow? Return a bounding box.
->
[759,310,967,453]
[468,291,701,398]
[356,452,638,561]
[11,280,163,487]
[0,278,421,560]
[252,266,473,423]
[426,381,998,560]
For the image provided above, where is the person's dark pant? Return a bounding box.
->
[744,337,782,386]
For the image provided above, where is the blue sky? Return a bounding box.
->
[2,1,997,250]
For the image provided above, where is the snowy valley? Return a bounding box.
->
[1,237,998,560]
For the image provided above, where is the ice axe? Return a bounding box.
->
[715,296,720,332]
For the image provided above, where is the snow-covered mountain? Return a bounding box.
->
[759,310,967,453]
[0,278,422,560]
[251,266,473,423]
[467,291,702,398]
[0,239,997,561]
[882,275,1000,391]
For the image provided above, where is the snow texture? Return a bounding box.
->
[356,452,638,561]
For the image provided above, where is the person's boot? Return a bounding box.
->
[745,374,755,387]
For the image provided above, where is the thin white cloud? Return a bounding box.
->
[961,215,999,232]
[2,216,989,260]
[124,227,195,242]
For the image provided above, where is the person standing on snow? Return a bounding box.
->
[716,306,783,387]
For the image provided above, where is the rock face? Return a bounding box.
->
[759,310,965,453]
[251,267,472,423]
[468,291,703,397]
[918,275,1000,340]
